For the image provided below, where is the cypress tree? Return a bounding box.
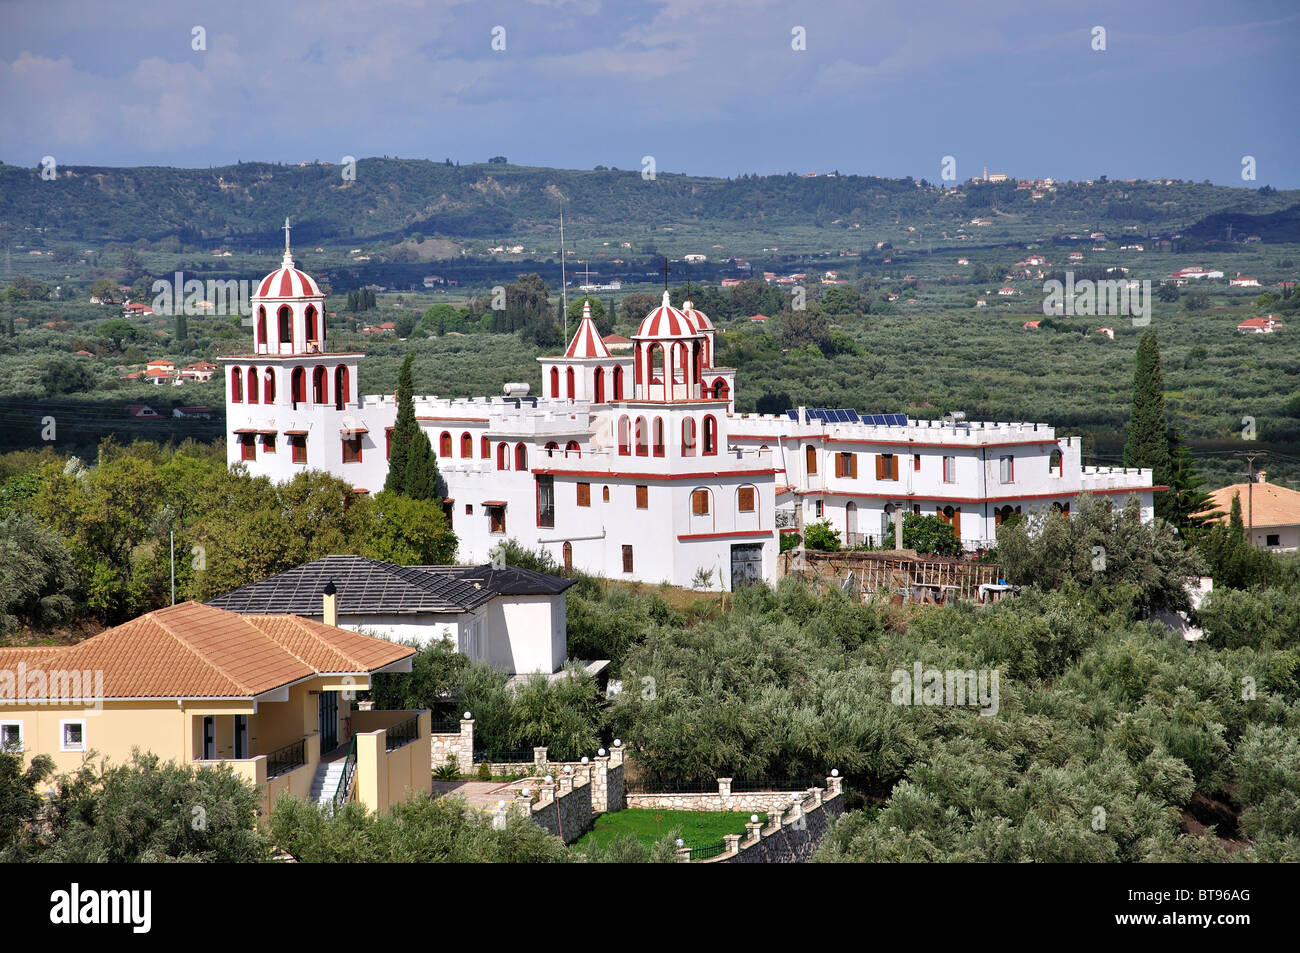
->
[403,428,440,502]
[175,312,188,341]
[1123,330,1172,516]
[1228,492,1244,539]
[385,353,417,494]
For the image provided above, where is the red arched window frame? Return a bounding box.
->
[439,431,453,457]
[635,416,648,456]
[593,367,605,403]
[335,365,349,410]
[481,435,491,458]
[713,378,729,402]
[305,305,319,345]
[549,366,559,398]
[247,366,259,403]
[291,366,306,405]
[566,367,576,400]
[497,443,508,470]
[545,441,560,458]
[312,365,328,404]
[278,306,293,346]
[565,440,580,458]
[461,432,473,457]
[264,368,275,403]
[256,307,267,350]
[703,415,718,455]
[681,417,697,456]
[515,443,528,471]
[652,417,665,457]
[617,416,631,456]
[613,365,625,400]
[231,367,243,402]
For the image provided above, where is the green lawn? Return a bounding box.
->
[574,809,765,853]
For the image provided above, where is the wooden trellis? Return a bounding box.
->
[781,550,1003,604]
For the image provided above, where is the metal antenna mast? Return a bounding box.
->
[560,213,568,340]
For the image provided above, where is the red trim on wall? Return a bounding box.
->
[801,486,1165,503]
[676,529,773,541]
[533,468,777,480]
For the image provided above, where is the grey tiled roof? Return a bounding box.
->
[206,555,496,616]
[419,564,577,597]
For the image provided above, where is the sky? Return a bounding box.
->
[1,0,1297,187]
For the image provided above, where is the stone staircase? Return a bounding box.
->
[308,759,346,810]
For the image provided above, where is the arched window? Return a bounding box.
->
[497,443,508,470]
[652,418,665,457]
[1049,448,1063,475]
[461,432,473,457]
[650,344,665,384]
[256,307,267,349]
[278,305,292,345]
[481,435,491,458]
[593,367,605,403]
[305,305,319,346]
[247,366,259,403]
[312,365,328,404]
[713,378,729,402]
[681,417,697,456]
[635,416,648,456]
[334,365,349,410]
[566,367,575,400]
[291,366,306,405]
[231,367,243,402]
[562,541,573,571]
[264,368,275,403]
[613,365,625,400]
[703,415,718,455]
[515,443,528,471]
[549,366,559,398]
[440,432,453,457]
[617,416,631,456]
[545,441,559,458]
[673,342,687,383]
[565,440,581,457]
[845,500,857,538]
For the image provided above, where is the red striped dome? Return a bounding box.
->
[637,291,698,339]
[565,300,612,358]
[680,299,714,332]
[256,264,322,299]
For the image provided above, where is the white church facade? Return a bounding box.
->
[219,232,1159,589]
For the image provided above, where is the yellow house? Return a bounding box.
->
[0,599,432,819]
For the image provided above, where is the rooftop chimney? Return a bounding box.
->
[323,580,338,627]
[1256,470,1267,484]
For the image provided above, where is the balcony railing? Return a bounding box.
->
[385,714,420,752]
[266,738,307,778]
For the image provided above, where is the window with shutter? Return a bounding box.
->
[691,489,710,515]
[622,545,634,573]
[636,485,648,509]
[577,483,591,507]
[737,487,756,512]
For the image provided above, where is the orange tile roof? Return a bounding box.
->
[0,602,413,700]
[1201,479,1300,529]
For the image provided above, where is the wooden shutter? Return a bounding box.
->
[577,483,591,507]
[849,454,858,478]
[876,454,885,480]
[953,508,962,538]
[889,455,899,480]
[636,485,648,509]
[692,490,709,515]
[738,487,755,512]
[622,545,634,573]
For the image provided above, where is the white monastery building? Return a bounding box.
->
[220,230,1159,590]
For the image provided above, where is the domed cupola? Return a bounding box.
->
[680,298,716,368]
[632,291,706,402]
[250,218,328,355]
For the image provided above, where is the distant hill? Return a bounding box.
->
[1,159,1297,248]
[1185,201,1300,243]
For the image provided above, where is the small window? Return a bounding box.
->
[60,719,86,752]
[290,434,307,464]
[536,475,555,528]
[261,433,276,453]
[913,454,921,472]
[737,487,756,512]
[876,453,898,481]
[602,485,610,502]
[488,505,506,534]
[622,545,634,573]
[999,455,1014,484]
[942,456,956,483]
[805,445,817,475]
[691,489,710,516]
[464,504,472,515]
[240,433,256,462]
[1266,534,1281,547]
[1049,448,1062,476]
[461,433,474,457]
[440,432,453,457]
[814,500,824,518]
[0,722,22,753]
[562,541,573,571]
[636,485,648,509]
[342,435,363,463]
[577,483,591,507]
[836,452,858,478]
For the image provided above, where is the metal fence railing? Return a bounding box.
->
[473,748,536,764]
[385,715,420,752]
[265,738,306,778]
[688,840,728,861]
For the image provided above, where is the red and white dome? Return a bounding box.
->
[680,299,714,332]
[564,300,612,359]
[256,264,322,299]
[637,290,698,339]
[255,218,322,299]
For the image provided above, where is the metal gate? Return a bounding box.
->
[731,543,763,590]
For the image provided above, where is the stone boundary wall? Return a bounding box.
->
[626,777,821,813]
[694,777,844,864]
[430,717,475,773]
[524,775,594,844]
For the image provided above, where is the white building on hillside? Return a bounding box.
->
[219,230,1158,588]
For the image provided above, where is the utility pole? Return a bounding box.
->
[559,213,567,341]
[170,529,176,605]
[1233,450,1267,539]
